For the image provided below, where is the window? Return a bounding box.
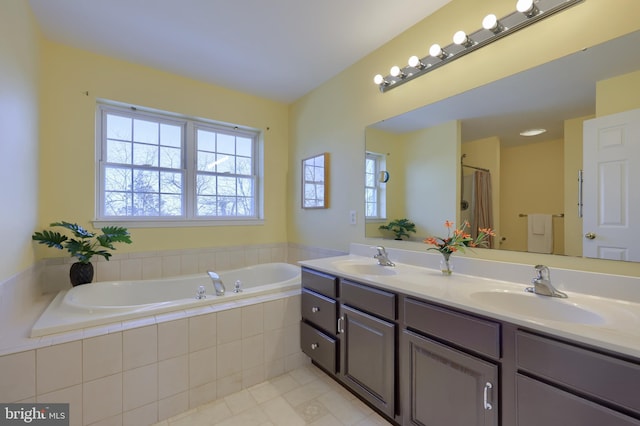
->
[96,103,261,225]
[365,152,386,219]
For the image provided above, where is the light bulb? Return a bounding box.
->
[453,31,468,45]
[429,44,444,58]
[390,66,401,77]
[482,14,497,30]
[373,74,384,85]
[408,56,421,68]
[516,0,538,16]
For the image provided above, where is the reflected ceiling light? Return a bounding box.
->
[429,43,449,59]
[482,14,504,34]
[453,30,474,47]
[520,128,547,136]
[390,65,406,79]
[517,0,540,17]
[408,55,426,70]
[373,0,583,93]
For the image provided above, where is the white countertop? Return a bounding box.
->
[299,254,640,360]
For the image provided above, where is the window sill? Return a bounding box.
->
[93,218,264,229]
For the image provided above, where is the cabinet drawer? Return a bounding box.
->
[341,279,396,320]
[404,298,500,359]
[516,374,640,426]
[301,289,337,334]
[300,321,337,373]
[302,268,338,298]
[516,331,640,414]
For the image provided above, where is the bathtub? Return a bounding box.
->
[31,262,301,337]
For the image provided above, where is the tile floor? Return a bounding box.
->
[153,363,394,426]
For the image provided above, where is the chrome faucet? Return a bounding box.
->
[207,271,226,296]
[526,265,567,298]
[374,246,395,267]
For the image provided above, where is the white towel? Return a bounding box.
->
[527,214,553,254]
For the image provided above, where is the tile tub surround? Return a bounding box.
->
[0,291,305,426]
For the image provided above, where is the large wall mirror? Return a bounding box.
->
[365,30,640,263]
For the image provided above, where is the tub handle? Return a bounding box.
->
[311,306,320,313]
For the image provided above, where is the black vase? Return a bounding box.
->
[70,262,94,286]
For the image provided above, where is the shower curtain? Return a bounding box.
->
[473,170,494,249]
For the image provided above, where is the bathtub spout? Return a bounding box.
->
[207,271,226,296]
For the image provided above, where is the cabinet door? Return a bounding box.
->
[516,374,640,426]
[340,305,395,418]
[403,330,498,426]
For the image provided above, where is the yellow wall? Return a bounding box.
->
[36,41,290,259]
[404,121,459,237]
[596,70,640,116]
[500,139,564,254]
[289,0,640,275]
[0,2,40,281]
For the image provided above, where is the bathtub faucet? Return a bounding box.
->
[207,271,226,296]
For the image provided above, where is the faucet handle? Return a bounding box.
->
[533,264,550,280]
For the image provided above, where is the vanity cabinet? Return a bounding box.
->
[402,297,500,426]
[339,279,397,418]
[515,330,640,426]
[300,268,339,373]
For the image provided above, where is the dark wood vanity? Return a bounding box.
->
[300,266,640,426]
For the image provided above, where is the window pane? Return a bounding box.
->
[218,176,236,196]
[216,155,234,174]
[238,177,253,197]
[236,137,252,157]
[105,167,131,191]
[160,194,182,216]
[197,174,216,195]
[106,140,131,164]
[160,171,182,194]
[236,197,254,216]
[197,129,216,152]
[160,147,181,169]
[133,144,158,167]
[160,123,181,147]
[105,192,132,216]
[133,169,159,193]
[217,134,235,154]
[197,196,217,215]
[133,119,159,144]
[237,156,251,175]
[365,173,376,187]
[197,151,216,172]
[133,193,159,216]
[218,197,236,215]
[107,114,132,140]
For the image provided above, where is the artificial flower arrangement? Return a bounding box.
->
[424,220,495,274]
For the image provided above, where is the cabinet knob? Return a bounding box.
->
[311,306,320,313]
[310,343,319,350]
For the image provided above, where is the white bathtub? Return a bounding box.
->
[31,262,301,337]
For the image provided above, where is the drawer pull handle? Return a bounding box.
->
[337,316,345,334]
[310,343,319,350]
[311,306,320,313]
[483,382,493,410]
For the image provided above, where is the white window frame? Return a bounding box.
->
[94,102,263,228]
[365,151,387,220]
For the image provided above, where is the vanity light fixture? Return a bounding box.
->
[373,0,583,92]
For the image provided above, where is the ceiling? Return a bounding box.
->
[371,30,640,147]
[28,0,452,104]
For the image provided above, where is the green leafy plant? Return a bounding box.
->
[32,221,132,263]
[379,218,417,240]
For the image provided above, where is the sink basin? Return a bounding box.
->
[470,291,606,325]
[332,260,397,276]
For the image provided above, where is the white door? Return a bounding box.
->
[583,108,640,261]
